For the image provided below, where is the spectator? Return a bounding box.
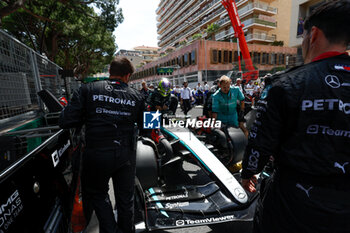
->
[148,84,155,93]
[140,81,150,100]
[180,81,192,115]
[204,81,210,96]
[297,17,304,36]
[197,82,204,92]
[241,1,350,233]
[234,78,244,94]
[203,79,219,118]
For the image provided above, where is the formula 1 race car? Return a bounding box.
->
[134,120,268,231]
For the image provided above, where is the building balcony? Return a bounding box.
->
[158,0,222,45]
[242,17,277,30]
[158,0,187,27]
[238,2,277,19]
[236,0,249,7]
[245,33,276,43]
[158,0,198,34]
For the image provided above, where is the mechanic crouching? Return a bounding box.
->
[212,75,248,137]
[59,57,144,233]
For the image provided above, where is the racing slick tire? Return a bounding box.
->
[135,138,159,190]
[227,128,248,164]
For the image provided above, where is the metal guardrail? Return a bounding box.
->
[0,29,80,121]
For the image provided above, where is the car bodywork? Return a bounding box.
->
[134,125,265,231]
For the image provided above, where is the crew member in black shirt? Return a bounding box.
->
[59,57,144,233]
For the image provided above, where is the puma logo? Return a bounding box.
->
[113,140,121,146]
[296,183,313,198]
[334,162,349,174]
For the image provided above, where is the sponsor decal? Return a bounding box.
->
[165,192,188,201]
[105,85,113,92]
[143,111,222,129]
[301,99,350,114]
[334,65,350,72]
[164,202,189,209]
[296,183,313,198]
[175,220,185,226]
[234,188,246,200]
[51,139,71,167]
[0,190,23,230]
[95,107,131,116]
[247,149,260,171]
[306,124,350,138]
[334,162,349,174]
[92,95,135,106]
[175,215,236,226]
[324,74,350,88]
[325,75,340,88]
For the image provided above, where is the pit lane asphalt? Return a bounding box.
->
[86,105,253,233]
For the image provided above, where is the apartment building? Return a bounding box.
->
[116,46,160,68]
[129,0,298,88]
[156,0,292,51]
[289,0,330,63]
[130,39,296,88]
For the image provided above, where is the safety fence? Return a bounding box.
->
[0,29,79,121]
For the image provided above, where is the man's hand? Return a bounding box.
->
[241,176,258,193]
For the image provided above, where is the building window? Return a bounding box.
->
[218,50,222,63]
[234,51,239,62]
[278,54,285,65]
[253,52,261,64]
[178,56,183,67]
[229,51,233,63]
[261,53,268,65]
[184,53,188,66]
[223,50,229,64]
[211,49,218,64]
[191,50,196,65]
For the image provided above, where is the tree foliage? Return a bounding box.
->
[192,33,202,41]
[0,0,123,78]
[205,23,219,35]
[205,23,220,41]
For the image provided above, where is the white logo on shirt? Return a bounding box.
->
[334,162,349,174]
[296,183,313,198]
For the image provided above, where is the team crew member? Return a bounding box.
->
[241,1,350,233]
[180,81,192,115]
[59,57,144,233]
[212,75,245,129]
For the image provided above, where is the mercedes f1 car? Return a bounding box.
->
[134,115,268,231]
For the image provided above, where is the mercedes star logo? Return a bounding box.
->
[234,188,246,199]
[176,220,185,226]
[105,85,113,92]
[325,75,340,88]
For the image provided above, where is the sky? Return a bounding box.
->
[114,0,159,51]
